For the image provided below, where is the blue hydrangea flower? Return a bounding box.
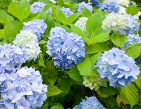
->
[124,34,141,49]
[89,0,100,7]
[30,2,46,13]
[100,0,119,13]
[77,2,93,13]
[0,44,25,84]
[61,7,73,18]
[0,67,47,109]
[95,48,140,88]
[73,96,106,109]
[102,13,140,35]
[22,19,47,41]
[13,30,41,61]
[46,27,85,70]
[74,17,88,32]
[120,14,140,35]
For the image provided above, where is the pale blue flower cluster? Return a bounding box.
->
[73,96,106,109]
[95,48,140,88]
[77,2,93,13]
[100,0,119,13]
[0,67,47,109]
[30,2,46,13]
[124,34,141,49]
[61,7,73,18]
[46,27,85,70]
[0,44,25,84]
[121,14,140,35]
[102,13,140,35]
[22,19,47,41]
[13,30,41,61]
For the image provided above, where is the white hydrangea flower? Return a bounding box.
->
[74,17,88,32]
[13,30,41,61]
[117,0,130,7]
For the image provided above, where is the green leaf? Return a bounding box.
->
[8,0,30,22]
[90,32,109,44]
[125,43,141,59]
[86,9,105,37]
[56,8,67,25]
[67,66,83,81]
[38,54,46,67]
[4,21,23,41]
[39,40,47,44]
[70,24,90,45]
[66,12,82,24]
[126,5,139,15]
[44,15,55,35]
[97,86,116,98]
[85,43,110,54]
[82,7,92,18]
[58,77,72,97]
[77,53,101,76]
[40,103,48,109]
[0,10,14,23]
[0,39,8,46]
[47,85,62,97]
[0,29,5,39]
[120,83,139,108]
[111,34,127,48]
[55,23,72,33]
[134,72,141,89]
[50,104,64,109]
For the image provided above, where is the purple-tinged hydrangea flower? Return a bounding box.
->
[124,34,141,49]
[74,17,88,32]
[30,2,46,13]
[100,0,119,13]
[0,67,47,109]
[46,8,52,14]
[0,44,25,84]
[73,96,106,109]
[77,2,93,13]
[95,48,140,88]
[22,19,47,41]
[83,74,107,91]
[102,13,140,35]
[61,7,73,18]
[46,27,85,70]
[13,30,41,61]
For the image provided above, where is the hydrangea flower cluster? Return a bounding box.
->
[30,2,46,13]
[61,7,73,18]
[74,17,88,32]
[95,48,140,88]
[124,34,141,49]
[46,27,85,70]
[77,2,93,13]
[22,19,47,41]
[0,67,47,109]
[117,0,130,7]
[120,14,140,35]
[83,74,107,91]
[89,0,100,7]
[0,44,25,84]
[102,13,140,35]
[13,30,41,61]
[100,0,119,13]
[73,96,106,109]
